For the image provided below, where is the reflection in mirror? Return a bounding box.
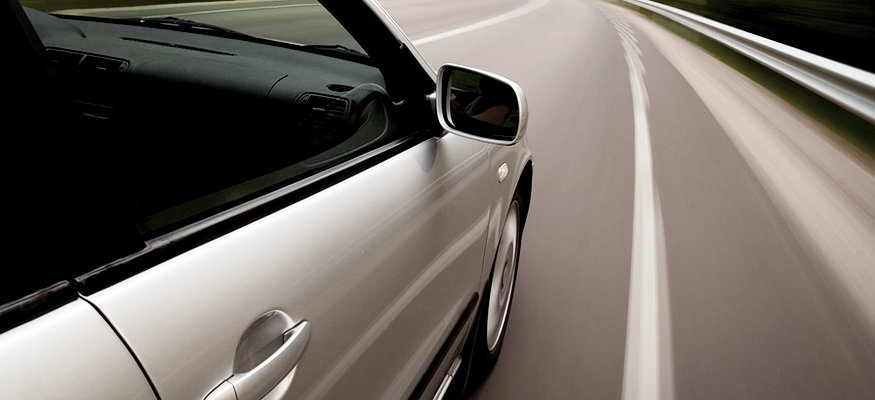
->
[446,69,520,141]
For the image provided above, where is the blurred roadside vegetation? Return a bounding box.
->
[20,0,215,12]
[651,0,875,73]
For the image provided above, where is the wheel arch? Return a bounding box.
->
[515,160,533,232]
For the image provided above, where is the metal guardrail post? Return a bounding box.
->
[621,0,875,125]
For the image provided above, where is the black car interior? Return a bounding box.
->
[24,7,414,239]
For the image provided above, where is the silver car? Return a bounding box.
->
[1,1,533,399]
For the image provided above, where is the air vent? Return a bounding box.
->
[298,93,350,147]
[45,48,128,120]
[80,55,128,74]
[46,48,84,68]
[46,48,129,74]
[327,84,354,93]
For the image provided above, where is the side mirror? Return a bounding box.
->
[436,64,528,146]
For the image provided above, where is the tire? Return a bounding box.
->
[468,194,523,384]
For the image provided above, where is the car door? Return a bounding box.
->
[4,0,522,398]
[87,131,493,400]
[13,2,497,400]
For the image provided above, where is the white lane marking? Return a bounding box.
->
[411,0,548,46]
[599,5,675,400]
[141,3,319,18]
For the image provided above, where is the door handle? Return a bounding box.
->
[205,321,310,400]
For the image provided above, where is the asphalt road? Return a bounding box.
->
[67,0,875,398]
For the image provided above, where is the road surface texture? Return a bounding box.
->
[62,0,875,398]
[377,0,875,399]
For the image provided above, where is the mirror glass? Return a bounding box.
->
[444,69,520,142]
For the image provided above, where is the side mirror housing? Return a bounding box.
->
[435,64,528,146]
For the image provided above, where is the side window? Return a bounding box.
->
[22,1,411,239]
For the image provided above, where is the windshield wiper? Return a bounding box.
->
[129,17,251,37]
[305,44,367,58]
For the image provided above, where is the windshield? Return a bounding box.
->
[21,0,367,54]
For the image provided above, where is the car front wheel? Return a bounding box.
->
[470,194,522,382]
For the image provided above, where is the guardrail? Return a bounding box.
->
[621,0,875,125]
